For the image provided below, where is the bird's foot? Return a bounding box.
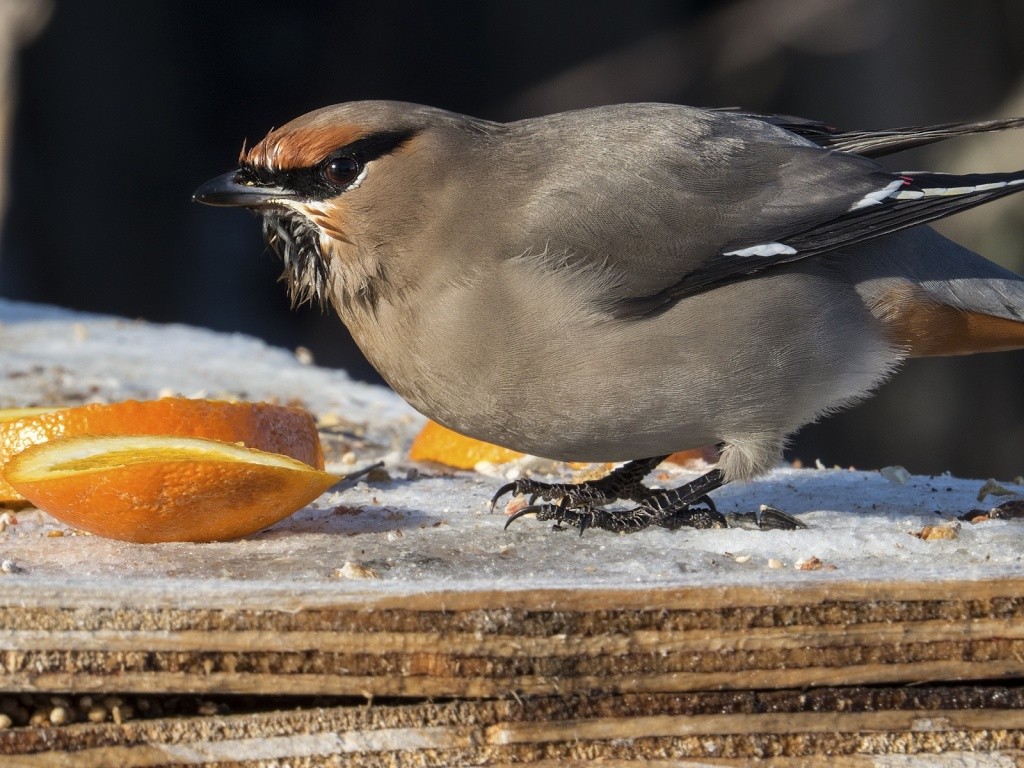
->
[488,455,667,512]
[499,465,728,536]
[507,495,726,535]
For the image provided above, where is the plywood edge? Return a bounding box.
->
[5,692,1024,765]
[3,575,1024,613]
[3,576,1024,698]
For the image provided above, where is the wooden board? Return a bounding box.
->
[2,578,1024,698]
[4,684,1024,764]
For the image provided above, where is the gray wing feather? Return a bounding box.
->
[508,106,890,302]
[504,105,1024,318]
[716,109,1024,158]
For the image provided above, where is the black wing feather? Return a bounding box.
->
[806,117,1024,157]
[618,170,1024,316]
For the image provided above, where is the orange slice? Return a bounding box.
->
[5,435,340,543]
[0,399,324,502]
[409,420,523,469]
[409,420,717,472]
[665,447,718,466]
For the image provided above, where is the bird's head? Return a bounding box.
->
[194,101,483,312]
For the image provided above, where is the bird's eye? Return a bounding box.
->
[323,157,361,188]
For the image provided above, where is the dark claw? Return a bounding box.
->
[489,480,520,511]
[696,494,718,514]
[503,504,544,530]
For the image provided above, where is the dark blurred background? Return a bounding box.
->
[2,0,1024,478]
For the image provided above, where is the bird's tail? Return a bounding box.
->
[731,110,1024,158]
[840,227,1024,357]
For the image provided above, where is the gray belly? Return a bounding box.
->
[351,265,900,463]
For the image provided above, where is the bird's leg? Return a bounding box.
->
[489,455,668,511]
[502,462,729,535]
[642,469,727,530]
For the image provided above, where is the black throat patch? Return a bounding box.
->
[260,211,328,308]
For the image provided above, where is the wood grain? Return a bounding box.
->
[5,578,1024,761]
[5,687,1024,764]
[2,578,1024,697]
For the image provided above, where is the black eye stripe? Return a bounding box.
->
[240,128,418,200]
[335,129,417,166]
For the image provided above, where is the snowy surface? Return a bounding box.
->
[1,298,1022,604]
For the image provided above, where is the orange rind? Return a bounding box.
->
[409,420,524,469]
[5,435,340,543]
[0,399,324,502]
[409,419,717,472]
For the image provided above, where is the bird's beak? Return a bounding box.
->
[192,170,296,208]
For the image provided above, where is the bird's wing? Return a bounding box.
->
[716,109,1024,158]
[512,108,1024,318]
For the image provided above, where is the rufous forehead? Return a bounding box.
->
[242,124,367,171]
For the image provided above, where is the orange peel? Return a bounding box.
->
[409,420,523,469]
[0,399,324,502]
[409,419,717,472]
[5,435,340,543]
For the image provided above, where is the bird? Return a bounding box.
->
[194,101,1024,535]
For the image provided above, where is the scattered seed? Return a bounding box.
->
[958,509,991,523]
[86,706,107,723]
[318,412,341,427]
[767,558,784,569]
[333,561,380,579]
[332,505,362,516]
[0,714,11,730]
[795,556,837,571]
[1,560,22,574]
[46,530,64,538]
[733,554,752,564]
[977,478,1017,503]
[756,504,807,530]
[294,346,315,365]
[341,451,357,465]
[911,521,961,541]
[48,706,69,725]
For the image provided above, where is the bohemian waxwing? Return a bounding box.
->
[195,101,1024,534]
